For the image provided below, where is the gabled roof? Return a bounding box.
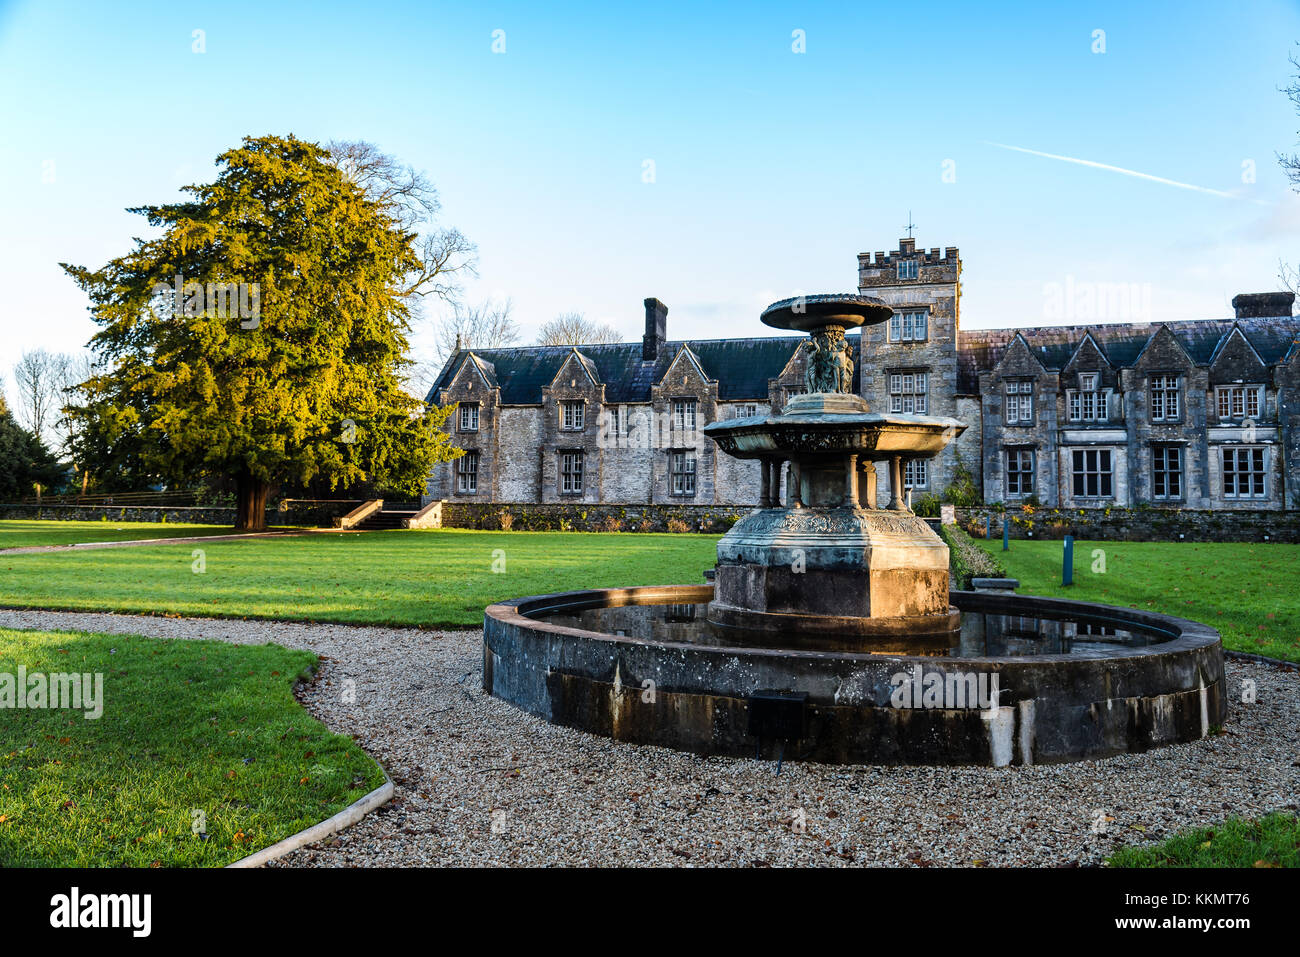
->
[549,348,601,387]
[957,316,1300,392]
[1208,324,1266,368]
[427,335,815,405]
[1061,330,1114,370]
[988,331,1048,377]
[451,352,498,389]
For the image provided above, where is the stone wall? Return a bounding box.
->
[956,506,1300,543]
[440,501,750,533]
[0,501,360,527]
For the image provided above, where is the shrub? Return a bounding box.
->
[498,510,514,531]
[911,493,942,518]
[666,518,691,534]
[941,523,1007,588]
[941,454,982,507]
[637,517,655,533]
[598,514,623,533]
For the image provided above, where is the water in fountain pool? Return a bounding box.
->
[532,601,1176,658]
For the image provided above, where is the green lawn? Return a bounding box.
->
[0,519,265,550]
[975,539,1300,662]
[0,528,720,628]
[0,627,385,866]
[1109,813,1300,868]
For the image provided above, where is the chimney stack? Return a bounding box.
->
[643,297,668,360]
[1232,292,1295,318]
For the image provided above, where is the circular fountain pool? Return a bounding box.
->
[482,586,1226,766]
[482,293,1226,766]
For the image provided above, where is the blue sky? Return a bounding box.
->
[2,0,1299,400]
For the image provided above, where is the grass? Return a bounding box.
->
[1108,813,1300,868]
[0,528,721,628]
[974,538,1300,663]
[0,627,385,867]
[0,519,267,550]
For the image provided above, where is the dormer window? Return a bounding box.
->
[1004,380,1034,424]
[1149,375,1181,422]
[888,311,927,343]
[458,403,479,432]
[1067,372,1109,423]
[561,400,585,431]
[1216,385,1262,420]
[896,259,918,280]
[672,397,697,431]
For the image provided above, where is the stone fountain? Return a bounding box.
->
[482,295,1227,766]
[704,294,965,644]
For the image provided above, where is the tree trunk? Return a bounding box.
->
[234,471,270,531]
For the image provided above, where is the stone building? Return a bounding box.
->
[426,238,1300,509]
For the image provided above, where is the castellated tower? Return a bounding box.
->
[856,238,972,504]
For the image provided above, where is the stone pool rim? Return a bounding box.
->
[483,585,1227,766]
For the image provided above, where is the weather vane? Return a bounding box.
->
[905,211,915,238]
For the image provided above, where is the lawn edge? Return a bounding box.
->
[0,603,482,631]
[226,773,395,868]
[1223,650,1300,670]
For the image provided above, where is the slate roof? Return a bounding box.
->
[428,316,1300,404]
[956,316,1300,394]
[428,336,831,404]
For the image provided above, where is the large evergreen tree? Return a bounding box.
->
[62,135,466,530]
[0,394,63,501]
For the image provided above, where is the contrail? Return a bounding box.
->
[986,141,1261,202]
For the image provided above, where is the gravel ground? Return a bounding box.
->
[2,607,1297,868]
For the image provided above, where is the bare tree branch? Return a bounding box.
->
[12,349,95,452]
[406,299,522,399]
[536,312,625,346]
[326,139,477,304]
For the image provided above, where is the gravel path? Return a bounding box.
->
[2,607,1296,867]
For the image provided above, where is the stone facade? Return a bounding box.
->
[426,241,1300,511]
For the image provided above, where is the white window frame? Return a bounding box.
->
[561,400,585,431]
[1222,446,1266,499]
[904,459,928,489]
[888,310,928,343]
[1149,375,1181,423]
[1004,379,1034,424]
[672,397,697,431]
[896,259,919,280]
[888,371,928,414]
[459,403,479,432]
[1067,373,1110,423]
[456,450,479,493]
[560,450,584,493]
[670,450,696,496]
[1216,385,1262,421]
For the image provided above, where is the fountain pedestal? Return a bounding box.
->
[702,295,966,646]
